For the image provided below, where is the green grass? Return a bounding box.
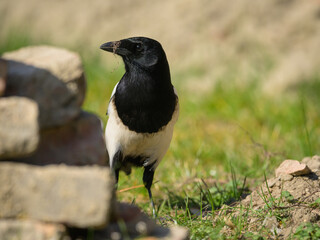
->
[1,33,320,239]
[89,58,319,239]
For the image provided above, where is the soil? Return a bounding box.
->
[215,156,320,239]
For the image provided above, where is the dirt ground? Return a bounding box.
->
[216,156,320,239]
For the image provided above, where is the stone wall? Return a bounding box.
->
[1,46,105,164]
[0,46,188,240]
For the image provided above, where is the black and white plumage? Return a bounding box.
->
[100,37,179,215]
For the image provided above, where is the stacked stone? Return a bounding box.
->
[0,46,106,165]
[0,46,115,239]
[0,46,188,240]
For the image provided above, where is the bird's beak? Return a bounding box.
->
[100,40,130,56]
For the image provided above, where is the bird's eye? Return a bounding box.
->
[136,43,142,51]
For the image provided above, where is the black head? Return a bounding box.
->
[100,37,168,72]
[100,37,176,133]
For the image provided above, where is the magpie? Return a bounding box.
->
[100,37,179,216]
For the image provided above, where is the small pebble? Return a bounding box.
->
[267,177,280,188]
[280,174,293,182]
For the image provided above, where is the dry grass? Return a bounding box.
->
[1,0,320,95]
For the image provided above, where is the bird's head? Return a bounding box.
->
[100,37,168,72]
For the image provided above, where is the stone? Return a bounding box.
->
[279,174,294,182]
[3,46,86,106]
[267,177,280,188]
[8,111,106,166]
[3,46,86,128]
[275,159,311,177]
[0,96,39,159]
[88,202,189,240]
[103,202,158,238]
[302,155,320,172]
[0,58,7,96]
[0,162,115,228]
[0,219,66,240]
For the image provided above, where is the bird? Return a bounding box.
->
[100,37,179,216]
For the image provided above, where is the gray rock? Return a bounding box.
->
[0,97,39,159]
[104,202,158,238]
[302,155,320,172]
[3,46,86,128]
[0,58,7,96]
[0,219,66,240]
[3,46,86,106]
[94,202,189,240]
[0,162,115,228]
[10,111,106,166]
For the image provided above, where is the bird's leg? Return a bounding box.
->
[114,168,120,190]
[143,165,156,218]
[112,150,123,190]
[147,186,156,218]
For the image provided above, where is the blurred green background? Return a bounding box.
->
[1,0,319,215]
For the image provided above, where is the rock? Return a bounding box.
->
[103,202,158,238]
[4,60,80,128]
[267,177,280,188]
[3,46,86,106]
[84,202,189,240]
[279,174,294,182]
[275,160,311,177]
[0,96,39,159]
[0,58,7,96]
[7,111,106,166]
[3,46,86,128]
[302,155,320,172]
[0,162,115,228]
[0,219,66,240]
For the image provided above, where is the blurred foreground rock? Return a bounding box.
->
[109,203,189,240]
[0,162,115,228]
[3,46,86,106]
[69,202,189,240]
[0,220,66,240]
[0,59,6,96]
[1,46,105,165]
[11,112,106,166]
[0,161,188,240]
[0,96,39,159]
[0,46,189,240]
[2,46,85,128]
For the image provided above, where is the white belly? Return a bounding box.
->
[105,99,179,170]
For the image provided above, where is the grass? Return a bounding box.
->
[1,33,320,239]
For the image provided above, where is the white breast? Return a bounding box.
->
[105,97,179,170]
